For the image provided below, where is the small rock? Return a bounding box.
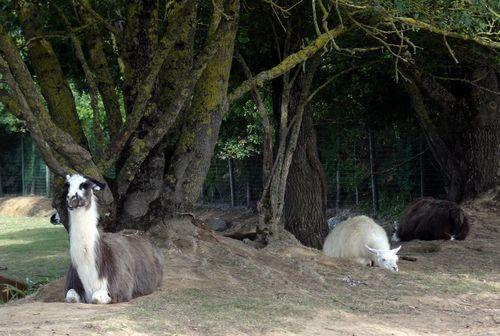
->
[207,218,227,231]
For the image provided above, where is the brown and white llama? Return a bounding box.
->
[392,197,470,242]
[64,174,164,304]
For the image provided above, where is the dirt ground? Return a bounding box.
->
[0,196,53,217]
[0,199,498,335]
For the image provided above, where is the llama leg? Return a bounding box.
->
[65,264,85,302]
[91,289,111,304]
[65,289,81,303]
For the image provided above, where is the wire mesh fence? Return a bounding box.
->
[200,124,446,218]
[0,124,447,219]
[0,134,53,197]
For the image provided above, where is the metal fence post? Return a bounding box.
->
[45,164,50,197]
[368,128,379,215]
[335,160,340,211]
[228,159,235,207]
[20,135,25,195]
[420,137,424,197]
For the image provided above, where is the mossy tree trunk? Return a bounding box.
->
[1,1,350,232]
[117,0,240,230]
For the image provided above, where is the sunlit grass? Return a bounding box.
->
[0,214,69,296]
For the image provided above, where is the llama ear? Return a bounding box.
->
[391,245,402,254]
[365,245,379,255]
[92,180,106,191]
[86,176,106,191]
[66,174,71,182]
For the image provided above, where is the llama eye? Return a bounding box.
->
[80,182,89,190]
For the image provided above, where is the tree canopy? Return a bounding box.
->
[0,0,498,237]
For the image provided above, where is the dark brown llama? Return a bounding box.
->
[393,197,470,242]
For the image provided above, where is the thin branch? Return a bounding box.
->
[443,35,459,64]
[74,0,120,37]
[428,73,500,96]
[334,0,344,27]
[236,52,274,182]
[54,4,106,156]
[23,22,97,46]
[394,16,500,50]
[228,24,349,103]
[372,149,428,175]
[307,59,382,103]
[270,19,282,60]
[312,0,322,36]
[24,34,69,46]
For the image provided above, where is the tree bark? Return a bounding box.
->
[284,105,328,249]
[18,3,88,148]
[403,67,499,202]
[257,53,321,245]
[78,0,123,140]
[115,0,240,230]
[463,68,500,197]
[1,0,353,234]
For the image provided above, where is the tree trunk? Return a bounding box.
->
[284,105,328,249]
[404,67,499,202]
[462,68,500,197]
[115,0,240,230]
[1,0,348,234]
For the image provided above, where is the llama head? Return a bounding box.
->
[65,174,106,210]
[365,245,401,272]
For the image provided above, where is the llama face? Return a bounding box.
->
[65,174,105,210]
[366,245,401,272]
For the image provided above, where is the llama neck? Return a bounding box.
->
[68,195,106,302]
[68,196,100,246]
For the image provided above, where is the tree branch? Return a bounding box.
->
[75,1,123,140]
[236,52,274,183]
[393,17,500,50]
[0,24,102,179]
[112,1,236,195]
[428,72,500,96]
[0,88,22,118]
[307,59,382,103]
[74,0,121,37]
[228,24,349,103]
[0,56,70,177]
[54,4,106,156]
[105,2,196,164]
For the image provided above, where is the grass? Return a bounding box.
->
[126,288,319,335]
[0,214,69,296]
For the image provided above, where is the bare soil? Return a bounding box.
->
[0,202,498,336]
[0,196,53,217]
